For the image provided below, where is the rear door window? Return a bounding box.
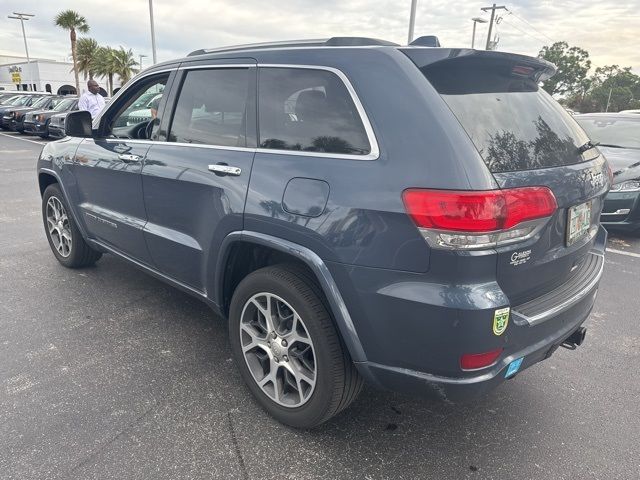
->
[168,68,250,147]
[258,67,371,155]
[417,56,594,173]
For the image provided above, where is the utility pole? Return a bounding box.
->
[8,12,35,91]
[408,0,418,44]
[148,0,157,64]
[605,88,612,112]
[480,4,506,50]
[471,17,487,48]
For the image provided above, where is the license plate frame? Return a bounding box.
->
[566,201,592,246]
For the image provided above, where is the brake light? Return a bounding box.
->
[402,187,557,250]
[460,348,503,370]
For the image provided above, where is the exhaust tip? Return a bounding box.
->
[561,327,587,350]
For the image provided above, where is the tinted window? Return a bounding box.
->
[258,68,370,155]
[420,58,593,173]
[169,68,250,147]
[113,80,166,128]
[575,116,640,149]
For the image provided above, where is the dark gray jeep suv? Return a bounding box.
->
[37,38,610,427]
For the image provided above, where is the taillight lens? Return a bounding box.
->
[460,348,503,370]
[402,187,557,250]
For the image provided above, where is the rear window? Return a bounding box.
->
[420,57,593,173]
[575,116,640,149]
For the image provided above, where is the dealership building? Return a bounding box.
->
[0,54,109,95]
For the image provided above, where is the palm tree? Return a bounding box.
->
[54,10,90,95]
[76,37,99,81]
[94,46,116,96]
[112,47,139,85]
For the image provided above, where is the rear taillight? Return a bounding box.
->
[402,187,557,250]
[460,348,503,370]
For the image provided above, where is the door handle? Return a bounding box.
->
[118,153,142,163]
[208,164,242,176]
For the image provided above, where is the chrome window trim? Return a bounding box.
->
[257,63,379,160]
[92,67,175,129]
[97,63,380,161]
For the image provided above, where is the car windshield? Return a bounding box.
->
[30,96,50,109]
[2,95,23,105]
[575,117,640,149]
[13,96,32,106]
[53,98,76,112]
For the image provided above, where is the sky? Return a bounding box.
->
[0,0,639,74]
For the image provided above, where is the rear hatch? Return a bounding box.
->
[404,49,610,306]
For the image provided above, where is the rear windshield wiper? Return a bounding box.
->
[577,140,599,154]
[598,143,626,149]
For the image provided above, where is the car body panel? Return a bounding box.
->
[37,44,610,402]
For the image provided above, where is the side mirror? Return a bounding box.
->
[65,110,93,138]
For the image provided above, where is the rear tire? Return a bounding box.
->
[229,265,363,428]
[42,183,102,268]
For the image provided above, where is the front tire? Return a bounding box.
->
[229,265,363,428]
[42,183,102,268]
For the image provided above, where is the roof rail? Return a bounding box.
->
[188,37,398,56]
[188,39,327,56]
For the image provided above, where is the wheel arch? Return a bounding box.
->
[38,171,58,196]
[215,231,367,363]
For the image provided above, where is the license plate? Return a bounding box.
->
[566,201,592,246]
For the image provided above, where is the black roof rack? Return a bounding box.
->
[187,37,398,56]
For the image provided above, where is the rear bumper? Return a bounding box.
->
[338,226,608,401]
[600,191,640,231]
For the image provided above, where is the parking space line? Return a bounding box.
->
[0,132,46,146]
[606,248,640,258]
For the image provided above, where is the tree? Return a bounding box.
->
[566,65,640,112]
[111,47,139,85]
[94,46,116,96]
[54,10,90,95]
[539,41,591,96]
[76,37,99,81]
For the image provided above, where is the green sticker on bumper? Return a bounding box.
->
[493,307,510,336]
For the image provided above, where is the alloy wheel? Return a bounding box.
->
[239,292,317,408]
[46,196,72,258]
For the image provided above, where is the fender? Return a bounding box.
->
[216,231,368,363]
[38,167,92,242]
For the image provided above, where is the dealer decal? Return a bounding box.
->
[493,307,510,336]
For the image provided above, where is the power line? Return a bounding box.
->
[506,8,555,43]
[500,15,550,45]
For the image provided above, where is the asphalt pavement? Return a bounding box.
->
[1,130,639,480]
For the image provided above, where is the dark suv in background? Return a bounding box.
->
[37,37,610,427]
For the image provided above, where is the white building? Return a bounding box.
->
[0,55,110,96]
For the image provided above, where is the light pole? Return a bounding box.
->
[139,54,147,72]
[471,17,487,49]
[148,0,157,64]
[407,0,418,44]
[8,12,35,91]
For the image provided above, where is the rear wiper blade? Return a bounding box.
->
[598,143,625,149]
[577,141,599,154]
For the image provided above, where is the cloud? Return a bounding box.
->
[0,0,638,73]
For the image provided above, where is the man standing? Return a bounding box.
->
[77,80,105,119]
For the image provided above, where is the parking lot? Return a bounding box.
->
[1,130,639,480]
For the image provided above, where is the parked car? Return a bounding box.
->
[23,97,79,138]
[0,95,45,127]
[619,109,640,114]
[5,95,65,133]
[46,111,71,139]
[575,113,640,232]
[37,38,610,428]
[47,97,110,139]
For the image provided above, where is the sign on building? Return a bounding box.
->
[9,66,22,84]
